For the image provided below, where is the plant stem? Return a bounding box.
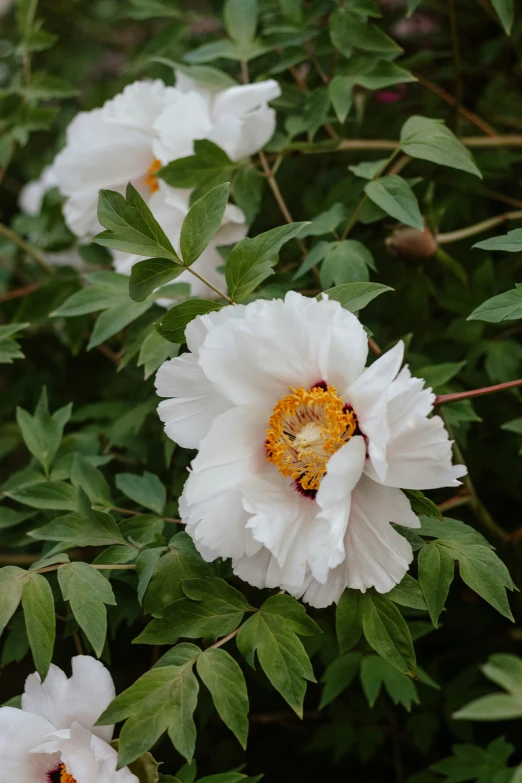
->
[438,494,471,512]
[110,505,181,524]
[185,265,233,304]
[0,223,55,274]
[258,149,308,257]
[240,60,249,85]
[437,210,522,244]
[414,73,496,137]
[0,282,40,302]
[340,148,400,240]
[436,378,522,405]
[290,135,522,155]
[208,627,241,650]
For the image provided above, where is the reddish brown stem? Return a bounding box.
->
[0,282,39,302]
[436,378,522,405]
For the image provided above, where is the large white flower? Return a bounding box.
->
[51,75,280,297]
[0,655,137,783]
[155,293,466,607]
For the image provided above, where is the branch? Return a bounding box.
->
[437,210,522,245]
[436,378,522,405]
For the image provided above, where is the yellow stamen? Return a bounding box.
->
[145,159,162,193]
[265,384,358,493]
[60,765,77,783]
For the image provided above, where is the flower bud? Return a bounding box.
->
[386,222,438,262]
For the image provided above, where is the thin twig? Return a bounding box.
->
[293,135,522,155]
[0,282,40,302]
[438,494,471,512]
[95,343,121,365]
[0,224,55,274]
[341,149,400,240]
[208,627,240,650]
[414,73,496,137]
[436,378,522,405]
[186,265,233,304]
[110,505,181,524]
[240,61,249,85]
[437,210,522,245]
[258,150,308,258]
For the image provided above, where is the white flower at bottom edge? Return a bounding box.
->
[112,185,247,304]
[0,655,137,783]
[155,292,467,608]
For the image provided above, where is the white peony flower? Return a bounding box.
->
[155,292,466,608]
[0,0,13,15]
[51,75,280,297]
[0,655,137,783]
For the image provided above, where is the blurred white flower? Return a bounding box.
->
[0,655,137,783]
[0,0,13,15]
[50,75,280,297]
[155,293,466,607]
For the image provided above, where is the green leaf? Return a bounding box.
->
[320,240,374,287]
[320,652,362,708]
[5,481,78,511]
[299,204,347,238]
[330,6,402,56]
[404,489,443,521]
[360,655,419,710]
[159,141,238,191]
[137,329,179,380]
[441,542,515,621]
[418,516,492,548]
[70,454,112,508]
[0,323,29,364]
[142,533,213,614]
[116,472,167,516]
[129,258,184,302]
[52,284,125,317]
[136,596,243,646]
[400,116,482,178]
[224,0,258,44]
[474,229,522,252]
[226,223,308,301]
[237,594,318,717]
[22,71,78,98]
[361,591,416,676]
[184,38,269,65]
[386,574,427,611]
[197,647,249,747]
[349,159,389,180]
[329,77,353,124]
[22,573,55,680]
[30,492,125,549]
[431,738,515,783]
[156,300,224,343]
[58,562,116,656]
[492,0,514,33]
[95,184,179,260]
[468,286,522,323]
[454,653,522,720]
[99,644,201,764]
[321,282,393,312]
[0,566,27,637]
[418,542,454,627]
[364,176,423,230]
[303,87,331,141]
[336,589,363,653]
[88,298,153,350]
[180,184,230,267]
[16,388,71,474]
[415,361,466,389]
[233,168,263,225]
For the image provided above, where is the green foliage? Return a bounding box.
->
[1,1,522,780]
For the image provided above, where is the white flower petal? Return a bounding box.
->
[312,435,366,583]
[198,292,368,407]
[35,723,138,783]
[19,164,58,216]
[302,476,419,607]
[54,109,154,237]
[102,79,168,136]
[0,706,57,783]
[153,91,213,163]
[156,353,231,449]
[182,405,266,559]
[22,655,115,742]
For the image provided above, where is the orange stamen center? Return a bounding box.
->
[60,765,77,783]
[145,159,162,193]
[265,384,358,494]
